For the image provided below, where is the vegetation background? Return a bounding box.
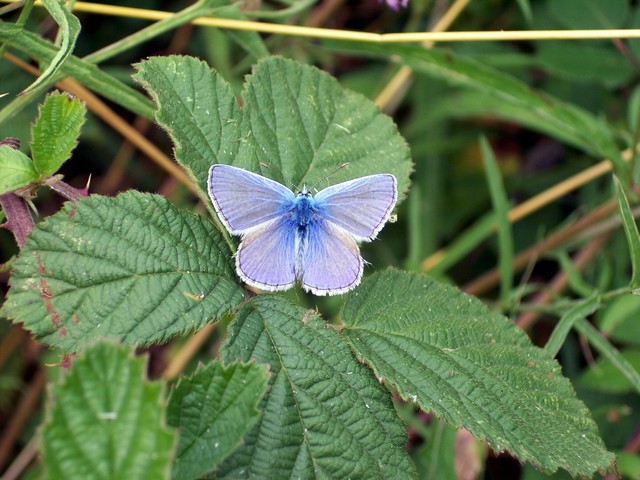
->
[1,0,640,479]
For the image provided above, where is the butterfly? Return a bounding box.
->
[207,164,397,296]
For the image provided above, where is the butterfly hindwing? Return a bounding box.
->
[236,217,297,291]
[300,219,363,296]
[208,164,295,234]
[313,174,397,241]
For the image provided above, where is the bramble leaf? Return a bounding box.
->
[1,191,245,351]
[42,343,176,479]
[31,91,86,176]
[219,295,416,479]
[340,269,614,477]
[168,361,269,480]
[0,145,38,194]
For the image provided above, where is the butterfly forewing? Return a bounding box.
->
[208,164,295,234]
[313,174,397,241]
[236,217,297,291]
[300,220,363,296]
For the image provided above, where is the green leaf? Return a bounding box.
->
[219,295,416,479]
[168,361,268,480]
[0,145,38,194]
[30,91,86,176]
[479,136,512,304]
[1,191,245,352]
[547,0,629,29]
[577,349,640,394]
[328,42,623,175]
[134,56,412,202]
[340,269,614,477]
[23,0,81,94]
[614,176,640,288]
[42,343,176,479]
[238,57,412,195]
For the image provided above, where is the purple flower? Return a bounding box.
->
[380,0,408,10]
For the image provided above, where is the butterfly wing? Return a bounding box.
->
[299,220,363,296]
[313,174,397,241]
[208,164,295,234]
[236,217,297,291]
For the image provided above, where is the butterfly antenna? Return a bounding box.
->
[260,162,298,191]
[308,162,350,193]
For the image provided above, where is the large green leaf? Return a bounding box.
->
[42,343,176,479]
[134,56,412,202]
[328,42,623,174]
[31,91,86,176]
[0,145,38,194]
[1,192,245,352]
[219,295,416,479]
[167,361,269,480]
[339,269,614,477]
[238,57,412,195]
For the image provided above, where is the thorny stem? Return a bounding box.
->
[0,193,34,249]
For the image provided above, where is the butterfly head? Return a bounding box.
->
[298,184,312,197]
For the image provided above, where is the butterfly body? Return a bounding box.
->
[208,164,397,296]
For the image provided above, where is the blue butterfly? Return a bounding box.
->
[207,164,397,296]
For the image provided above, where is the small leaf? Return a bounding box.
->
[340,269,614,477]
[614,176,640,288]
[134,56,413,202]
[219,295,416,479]
[42,343,176,479]
[1,191,245,352]
[0,145,38,194]
[23,0,81,94]
[167,361,269,480]
[31,91,86,176]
